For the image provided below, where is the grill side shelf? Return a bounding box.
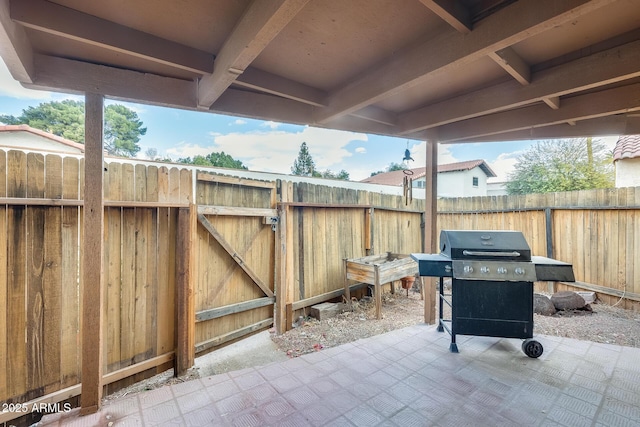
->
[532,256,576,282]
[411,253,452,277]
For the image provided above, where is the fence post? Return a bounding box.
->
[175,204,196,375]
[275,180,288,334]
[545,207,556,293]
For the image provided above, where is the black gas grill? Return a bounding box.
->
[411,230,575,358]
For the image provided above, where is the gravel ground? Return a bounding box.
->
[271,288,640,357]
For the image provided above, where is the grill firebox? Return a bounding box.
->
[411,230,575,358]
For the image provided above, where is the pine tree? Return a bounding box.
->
[291,142,316,176]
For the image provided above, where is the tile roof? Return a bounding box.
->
[361,159,496,186]
[613,134,640,160]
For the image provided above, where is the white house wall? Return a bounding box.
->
[615,159,640,188]
[413,166,490,197]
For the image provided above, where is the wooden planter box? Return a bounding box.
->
[344,252,418,319]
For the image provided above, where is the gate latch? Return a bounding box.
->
[264,216,279,231]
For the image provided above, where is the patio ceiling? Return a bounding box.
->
[1,0,640,143]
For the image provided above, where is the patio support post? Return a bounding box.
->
[80,93,105,414]
[175,204,196,375]
[424,139,438,324]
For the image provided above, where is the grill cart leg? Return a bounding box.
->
[522,339,543,358]
[437,277,444,332]
[449,335,458,353]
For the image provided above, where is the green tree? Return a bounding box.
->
[0,100,146,157]
[291,142,316,176]
[0,99,85,142]
[505,138,614,195]
[320,169,350,180]
[178,151,247,169]
[104,104,146,157]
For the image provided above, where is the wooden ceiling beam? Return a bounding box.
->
[210,88,397,136]
[417,0,471,33]
[435,83,640,142]
[543,96,561,110]
[350,106,397,126]
[26,55,197,109]
[10,0,213,75]
[488,47,530,85]
[313,0,615,124]
[0,0,34,83]
[197,0,309,108]
[399,37,640,134]
[234,67,325,107]
[456,116,640,142]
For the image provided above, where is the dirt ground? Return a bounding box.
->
[105,287,640,399]
[271,288,640,357]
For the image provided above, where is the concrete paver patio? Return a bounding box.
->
[39,324,640,426]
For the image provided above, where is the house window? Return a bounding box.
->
[413,180,425,188]
[472,176,479,187]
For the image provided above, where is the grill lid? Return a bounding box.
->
[440,230,531,262]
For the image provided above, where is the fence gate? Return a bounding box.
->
[193,173,277,354]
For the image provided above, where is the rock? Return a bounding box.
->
[551,291,586,310]
[534,293,556,316]
[310,302,345,320]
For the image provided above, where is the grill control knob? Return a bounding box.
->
[480,266,490,274]
[515,267,525,275]
[463,265,474,274]
[497,267,507,274]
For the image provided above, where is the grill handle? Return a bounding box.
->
[462,250,521,257]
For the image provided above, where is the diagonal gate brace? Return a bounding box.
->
[197,213,274,298]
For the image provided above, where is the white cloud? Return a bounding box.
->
[166,126,367,174]
[0,60,51,100]
[487,151,522,182]
[355,147,367,154]
[166,142,214,159]
[232,119,247,125]
[409,141,458,167]
[261,121,281,129]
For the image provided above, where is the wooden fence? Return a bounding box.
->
[438,187,640,310]
[2,146,639,424]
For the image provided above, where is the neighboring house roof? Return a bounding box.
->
[0,124,86,153]
[361,159,497,186]
[613,134,640,161]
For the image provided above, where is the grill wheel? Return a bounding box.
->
[522,339,544,358]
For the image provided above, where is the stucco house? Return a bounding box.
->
[361,159,497,198]
[613,134,640,188]
[0,124,85,154]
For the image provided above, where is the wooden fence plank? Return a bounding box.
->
[157,166,169,203]
[45,155,63,199]
[7,150,26,197]
[59,209,80,387]
[43,208,62,392]
[120,206,137,365]
[156,206,173,355]
[7,207,27,398]
[26,153,47,393]
[0,150,6,197]
[105,206,122,372]
[0,205,7,400]
[62,157,80,200]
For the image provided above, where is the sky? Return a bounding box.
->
[0,59,619,183]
